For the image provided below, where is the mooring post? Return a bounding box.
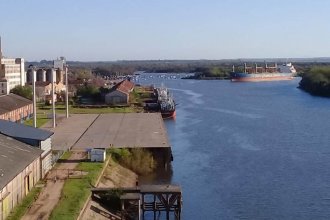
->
[142,193,145,220]
[121,200,125,220]
[138,198,141,220]
[153,194,156,220]
[166,193,170,220]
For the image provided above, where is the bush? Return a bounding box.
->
[299,66,330,97]
[109,148,156,175]
[11,85,33,100]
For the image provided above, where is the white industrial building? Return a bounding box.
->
[0,38,26,94]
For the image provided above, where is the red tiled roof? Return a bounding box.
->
[113,80,134,94]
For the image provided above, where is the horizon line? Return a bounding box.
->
[24,57,330,63]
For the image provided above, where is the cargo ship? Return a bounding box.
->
[230,63,297,82]
[157,86,176,119]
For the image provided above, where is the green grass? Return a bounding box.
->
[6,185,43,220]
[53,151,73,168]
[24,112,50,128]
[49,161,104,220]
[60,151,73,160]
[39,103,138,114]
[24,103,139,128]
[23,103,140,128]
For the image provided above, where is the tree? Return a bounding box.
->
[76,84,99,97]
[11,85,33,100]
[299,66,330,97]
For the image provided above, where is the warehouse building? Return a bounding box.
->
[105,80,134,105]
[0,120,54,178]
[0,133,43,220]
[0,94,33,122]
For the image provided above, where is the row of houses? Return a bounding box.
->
[0,119,53,220]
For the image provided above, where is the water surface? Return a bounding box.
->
[137,74,330,220]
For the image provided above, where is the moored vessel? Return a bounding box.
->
[230,63,297,82]
[156,86,176,119]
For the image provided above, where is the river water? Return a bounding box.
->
[136,73,330,220]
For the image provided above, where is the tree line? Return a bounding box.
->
[299,66,330,97]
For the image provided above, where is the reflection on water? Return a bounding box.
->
[139,162,173,185]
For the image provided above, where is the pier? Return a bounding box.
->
[44,113,173,166]
[92,185,182,220]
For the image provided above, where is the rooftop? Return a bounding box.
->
[0,119,53,141]
[110,80,134,95]
[0,133,43,189]
[72,113,170,149]
[0,93,32,115]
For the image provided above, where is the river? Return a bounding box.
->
[136,74,330,220]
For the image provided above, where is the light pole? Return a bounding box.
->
[65,65,69,118]
[51,68,56,128]
[31,66,37,128]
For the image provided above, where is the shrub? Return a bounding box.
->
[109,148,156,175]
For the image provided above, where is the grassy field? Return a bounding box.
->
[6,184,43,220]
[24,103,142,128]
[24,113,50,128]
[49,161,105,220]
[23,87,152,128]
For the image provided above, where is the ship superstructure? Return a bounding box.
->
[156,85,176,118]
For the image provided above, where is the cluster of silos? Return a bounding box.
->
[26,68,64,84]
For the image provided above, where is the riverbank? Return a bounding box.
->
[79,157,138,220]
[299,66,330,97]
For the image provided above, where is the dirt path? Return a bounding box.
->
[21,151,85,220]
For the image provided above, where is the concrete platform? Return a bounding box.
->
[73,113,170,149]
[42,114,99,151]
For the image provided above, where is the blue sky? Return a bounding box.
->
[1,0,329,61]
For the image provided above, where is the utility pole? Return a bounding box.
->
[51,68,56,128]
[65,65,69,118]
[32,67,37,128]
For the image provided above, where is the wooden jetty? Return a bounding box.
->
[91,185,182,220]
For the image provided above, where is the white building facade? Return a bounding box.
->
[0,58,26,94]
[0,38,26,94]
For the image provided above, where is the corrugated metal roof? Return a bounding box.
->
[0,119,53,141]
[0,93,32,115]
[0,133,43,189]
